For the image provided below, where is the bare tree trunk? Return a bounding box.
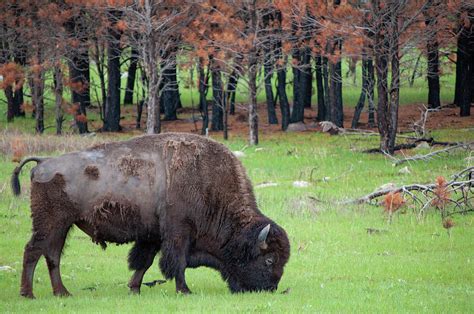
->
[249,63,258,145]
[375,0,400,154]
[315,55,326,121]
[424,0,441,109]
[103,10,122,132]
[290,47,304,123]
[300,46,312,109]
[455,7,473,116]
[367,58,375,127]
[161,54,178,121]
[329,44,343,127]
[264,50,278,124]
[13,52,26,117]
[352,57,369,128]
[210,58,224,131]
[66,14,89,133]
[198,59,209,135]
[249,0,258,145]
[226,68,239,115]
[5,86,14,122]
[275,11,290,130]
[322,56,330,121]
[54,67,64,135]
[33,69,45,134]
[146,71,161,134]
[124,47,138,105]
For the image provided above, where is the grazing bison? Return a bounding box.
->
[12,133,290,298]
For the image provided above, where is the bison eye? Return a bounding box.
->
[265,258,274,266]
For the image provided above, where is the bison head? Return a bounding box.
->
[222,222,290,293]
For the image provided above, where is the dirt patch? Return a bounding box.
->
[111,103,472,137]
[84,165,100,180]
[349,103,474,131]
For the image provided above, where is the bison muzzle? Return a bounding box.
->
[11,133,290,298]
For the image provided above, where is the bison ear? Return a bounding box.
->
[258,224,271,250]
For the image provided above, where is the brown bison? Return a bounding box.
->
[12,133,290,298]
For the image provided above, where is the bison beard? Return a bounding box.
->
[11,133,290,298]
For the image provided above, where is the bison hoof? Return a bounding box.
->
[129,287,141,295]
[54,290,72,297]
[176,287,192,295]
[20,291,35,299]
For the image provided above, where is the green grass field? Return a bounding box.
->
[0,130,473,312]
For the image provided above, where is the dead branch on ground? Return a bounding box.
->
[392,143,473,166]
[345,167,474,219]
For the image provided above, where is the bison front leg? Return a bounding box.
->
[159,230,192,294]
[127,241,160,294]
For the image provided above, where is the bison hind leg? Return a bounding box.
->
[128,241,160,294]
[44,226,73,297]
[20,225,73,298]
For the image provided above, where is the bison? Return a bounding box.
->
[11,133,290,298]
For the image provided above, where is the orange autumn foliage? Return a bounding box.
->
[383,192,405,213]
[11,138,26,163]
[432,176,450,208]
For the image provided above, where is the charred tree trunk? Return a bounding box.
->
[375,0,400,154]
[13,52,26,117]
[248,1,259,145]
[136,100,144,129]
[322,56,330,121]
[329,43,343,127]
[5,86,14,122]
[68,53,90,134]
[210,59,224,131]
[249,58,258,145]
[54,67,64,135]
[262,12,278,125]
[124,47,138,105]
[290,46,304,123]
[367,58,375,127]
[66,15,90,133]
[300,46,312,109]
[103,10,122,132]
[161,55,179,121]
[275,10,290,130]
[277,66,290,131]
[136,64,147,130]
[315,55,326,121]
[93,39,107,120]
[351,56,375,128]
[198,59,209,135]
[426,39,441,109]
[264,51,278,125]
[455,8,473,116]
[424,2,441,109]
[226,68,239,115]
[32,66,45,134]
[352,57,369,128]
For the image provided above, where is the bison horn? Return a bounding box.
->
[258,224,271,250]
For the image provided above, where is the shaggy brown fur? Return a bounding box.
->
[84,165,100,180]
[21,174,78,298]
[12,133,290,298]
[117,155,154,177]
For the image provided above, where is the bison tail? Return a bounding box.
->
[11,157,47,196]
